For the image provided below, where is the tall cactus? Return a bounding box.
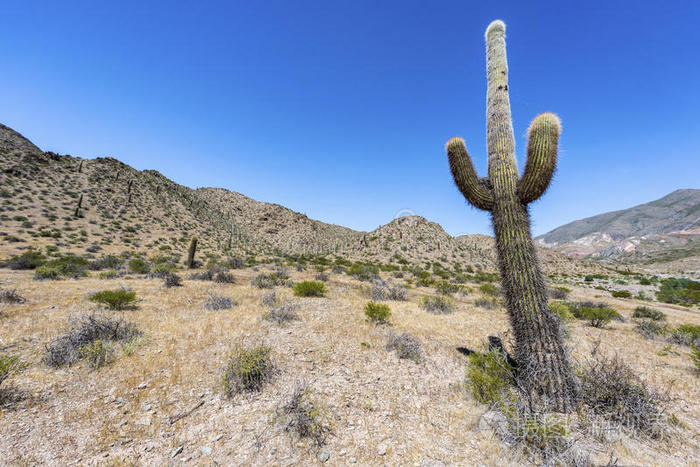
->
[446,20,577,412]
[186,236,198,268]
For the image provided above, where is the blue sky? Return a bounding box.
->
[1,1,698,236]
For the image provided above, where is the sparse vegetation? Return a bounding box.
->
[222,345,276,396]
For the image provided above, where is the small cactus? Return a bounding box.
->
[186,236,198,268]
[127,180,133,194]
[446,20,577,412]
[77,160,83,173]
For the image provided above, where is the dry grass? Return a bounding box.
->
[0,267,698,465]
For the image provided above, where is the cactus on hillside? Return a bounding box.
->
[186,236,198,268]
[74,193,83,217]
[446,20,578,412]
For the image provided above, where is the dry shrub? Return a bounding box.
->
[371,279,407,301]
[279,384,329,446]
[263,303,299,324]
[0,289,25,304]
[204,293,236,311]
[386,332,422,363]
[260,290,277,307]
[421,295,453,314]
[164,273,183,288]
[580,347,667,438]
[45,314,141,367]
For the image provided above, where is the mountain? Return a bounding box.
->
[0,123,590,273]
[536,189,700,268]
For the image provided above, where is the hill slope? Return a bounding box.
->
[537,189,700,267]
[0,123,590,273]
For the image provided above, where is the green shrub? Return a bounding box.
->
[669,324,700,347]
[89,288,137,310]
[435,281,462,296]
[293,281,327,297]
[5,250,45,269]
[34,265,62,280]
[34,256,89,280]
[128,258,150,274]
[364,301,391,324]
[421,295,454,314]
[580,306,621,328]
[690,346,700,374]
[611,290,632,298]
[465,351,515,405]
[656,278,700,306]
[222,345,276,396]
[152,262,176,276]
[547,301,574,322]
[0,354,19,388]
[97,270,120,280]
[632,306,666,321]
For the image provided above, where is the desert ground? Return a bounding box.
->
[1,264,698,466]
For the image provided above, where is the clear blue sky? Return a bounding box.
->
[1,1,698,236]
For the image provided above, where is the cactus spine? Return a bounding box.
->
[186,236,198,268]
[446,20,577,412]
[74,193,83,217]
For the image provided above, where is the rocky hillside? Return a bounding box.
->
[0,123,594,273]
[537,189,700,266]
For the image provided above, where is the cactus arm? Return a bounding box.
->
[446,137,494,211]
[518,113,560,204]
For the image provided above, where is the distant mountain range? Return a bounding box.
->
[2,122,695,274]
[536,189,700,269]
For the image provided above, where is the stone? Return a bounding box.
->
[137,416,151,426]
[476,409,508,433]
[200,446,212,456]
[171,446,183,458]
[318,450,330,462]
[377,443,388,456]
